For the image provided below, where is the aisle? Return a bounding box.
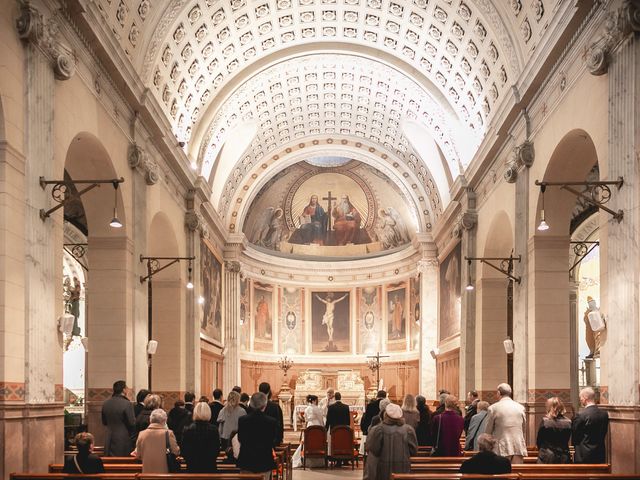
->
[293,469,362,480]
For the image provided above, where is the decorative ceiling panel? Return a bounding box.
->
[139,0,523,158]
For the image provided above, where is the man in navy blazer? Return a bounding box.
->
[572,387,609,463]
[237,392,277,478]
[325,391,351,432]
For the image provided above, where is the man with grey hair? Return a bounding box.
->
[572,387,609,463]
[459,434,512,473]
[484,383,527,464]
[237,392,277,479]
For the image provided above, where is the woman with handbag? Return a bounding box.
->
[431,395,464,456]
[134,408,180,472]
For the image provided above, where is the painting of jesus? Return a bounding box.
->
[311,290,350,353]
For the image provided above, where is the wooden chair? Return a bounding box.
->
[302,425,328,470]
[328,425,358,470]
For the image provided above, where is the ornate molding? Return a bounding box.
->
[224,261,241,274]
[452,211,478,238]
[185,209,209,239]
[15,3,76,80]
[503,161,519,183]
[515,140,535,168]
[417,258,439,274]
[587,0,640,76]
[128,144,159,185]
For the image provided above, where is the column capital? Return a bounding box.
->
[128,144,159,185]
[417,258,438,274]
[15,2,76,80]
[587,0,640,76]
[224,260,241,273]
[185,209,209,238]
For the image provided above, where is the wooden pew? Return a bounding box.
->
[395,474,635,480]
[138,475,263,480]
[12,475,133,480]
[410,456,539,464]
[12,475,262,480]
[409,464,611,475]
[49,464,241,474]
[395,475,519,480]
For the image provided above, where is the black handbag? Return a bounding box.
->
[165,430,181,473]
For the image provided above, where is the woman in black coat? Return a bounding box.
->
[536,397,572,463]
[181,402,221,472]
[134,394,162,441]
[63,433,104,474]
[415,395,433,446]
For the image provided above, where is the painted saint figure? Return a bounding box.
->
[332,194,361,245]
[299,195,328,244]
[315,292,348,343]
[390,294,404,339]
[255,294,271,339]
[584,296,606,358]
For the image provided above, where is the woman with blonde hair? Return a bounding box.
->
[182,402,221,472]
[401,394,420,430]
[536,396,572,463]
[217,390,246,451]
[135,394,162,439]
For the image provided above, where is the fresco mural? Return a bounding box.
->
[311,290,351,353]
[240,276,250,350]
[200,239,222,343]
[279,287,304,354]
[243,158,415,258]
[253,281,274,352]
[410,277,421,350]
[386,282,407,351]
[357,286,382,354]
[439,243,462,341]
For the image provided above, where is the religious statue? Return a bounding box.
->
[69,276,82,337]
[332,194,361,245]
[315,292,348,344]
[255,295,271,339]
[584,296,606,358]
[298,195,328,244]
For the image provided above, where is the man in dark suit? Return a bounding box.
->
[572,386,609,463]
[459,434,512,474]
[101,380,136,456]
[259,382,284,445]
[463,390,479,434]
[237,392,277,479]
[360,390,386,436]
[326,391,350,431]
[184,391,195,414]
[209,388,224,424]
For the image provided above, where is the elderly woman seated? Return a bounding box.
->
[63,432,105,474]
[134,408,180,473]
[459,434,512,474]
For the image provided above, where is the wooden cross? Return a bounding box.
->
[366,352,390,389]
[323,190,337,230]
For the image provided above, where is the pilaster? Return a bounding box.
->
[223,260,241,393]
[416,235,438,399]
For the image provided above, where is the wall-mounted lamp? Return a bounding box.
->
[186,260,194,289]
[465,259,475,291]
[58,312,75,335]
[39,176,125,227]
[109,181,123,228]
[537,184,549,231]
[464,255,522,290]
[147,340,158,355]
[535,177,624,231]
[503,337,514,354]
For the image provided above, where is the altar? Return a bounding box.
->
[292,368,366,431]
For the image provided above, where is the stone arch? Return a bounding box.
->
[147,211,186,405]
[476,210,513,399]
[528,129,601,412]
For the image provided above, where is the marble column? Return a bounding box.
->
[459,191,478,400]
[222,260,241,393]
[588,4,640,471]
[417,235,438,399]
[1,4,77,474]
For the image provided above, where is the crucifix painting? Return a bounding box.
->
[311,290,351,353]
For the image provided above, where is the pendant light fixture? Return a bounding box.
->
[465,259,474,291]
[537,184,549,231]
[186,261,194,289]
[110,181,123,228]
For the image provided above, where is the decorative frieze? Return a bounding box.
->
[15,3,76,80]
[128,144,159,185]
[587,0,640,76]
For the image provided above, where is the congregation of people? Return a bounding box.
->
[66,380,609,480]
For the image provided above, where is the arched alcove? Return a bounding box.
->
[147,211,185,406]
[476,210,513,400]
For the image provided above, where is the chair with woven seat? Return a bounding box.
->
[329,425,358,469]
[302,425,328,469]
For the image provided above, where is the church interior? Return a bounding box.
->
[1,0,640,477]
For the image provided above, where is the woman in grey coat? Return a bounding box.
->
[465,401,489,451]
[366,403,418,480]
[217,390,246,450]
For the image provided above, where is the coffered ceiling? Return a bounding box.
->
[88,0,564,227]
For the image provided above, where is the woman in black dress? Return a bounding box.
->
[536,396,572,463]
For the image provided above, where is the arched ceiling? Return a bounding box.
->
[92,0,555,227]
